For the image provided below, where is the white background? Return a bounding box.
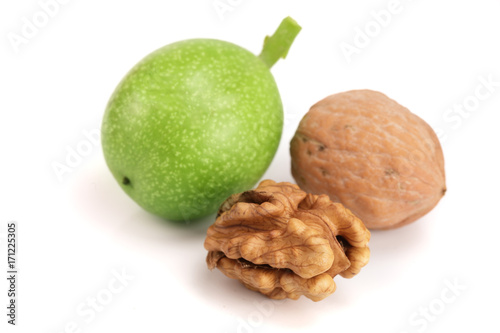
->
[1,1,500,332]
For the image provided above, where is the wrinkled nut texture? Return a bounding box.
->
[290,90,446,230]
[204,180,370,301]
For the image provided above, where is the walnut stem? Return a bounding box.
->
[258,17,301,69]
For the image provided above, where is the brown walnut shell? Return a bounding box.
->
[204,180,370,302]
[290,90,446,230]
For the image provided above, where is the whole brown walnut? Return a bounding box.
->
[290,90,446,229]
[204,180,370,302]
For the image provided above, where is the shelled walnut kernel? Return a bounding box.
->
[204,180,370,301]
